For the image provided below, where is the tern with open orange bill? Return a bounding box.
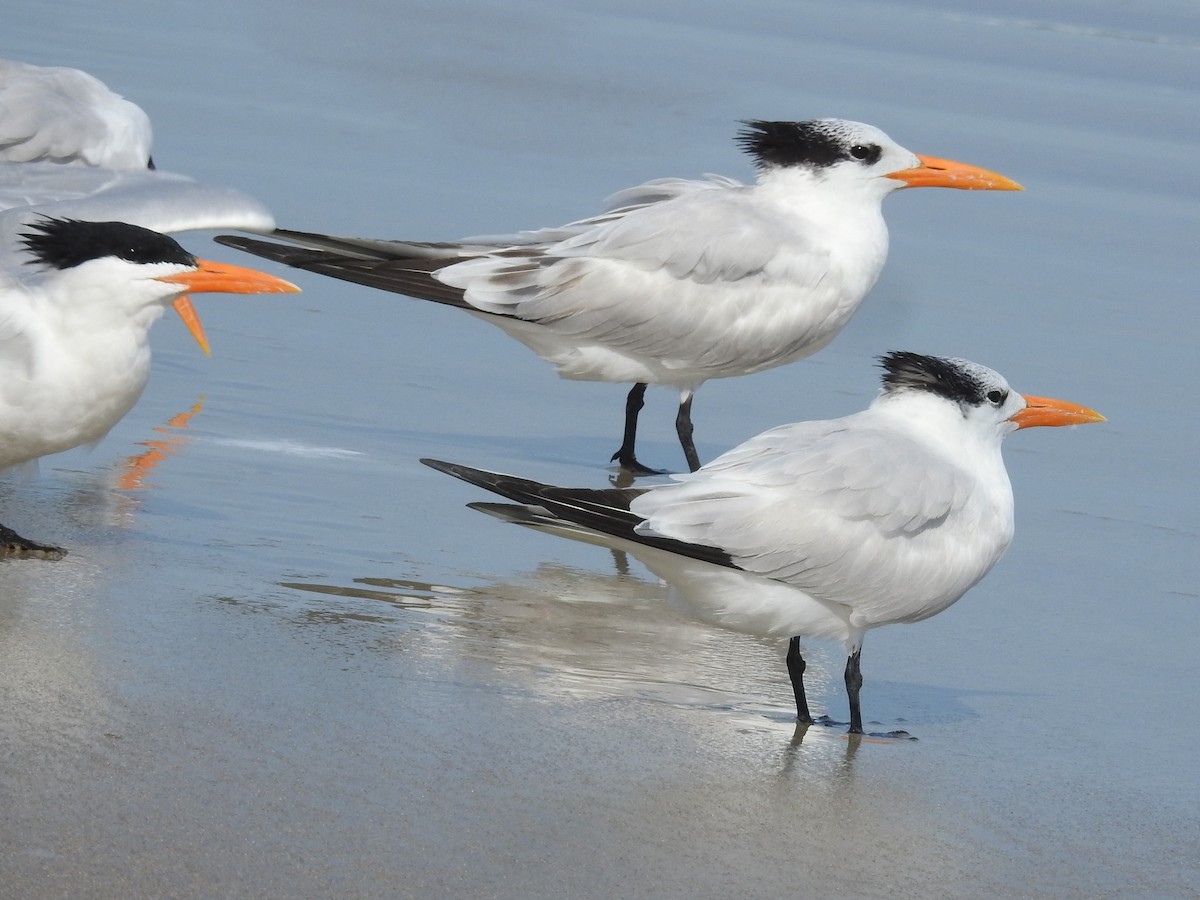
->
[0,216,298,559]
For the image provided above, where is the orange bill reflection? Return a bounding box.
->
[116,398,205,492]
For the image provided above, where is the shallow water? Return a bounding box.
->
[2,1,1198,897]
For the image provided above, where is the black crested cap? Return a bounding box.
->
[736,120,861,171]
[20,217,196,271]
[878,351,991,406]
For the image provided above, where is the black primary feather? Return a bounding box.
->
[214,234,474,309]
[421,459,736,569]
[20,217,195,271]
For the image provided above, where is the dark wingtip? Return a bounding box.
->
[213,234,265,251]
[419,458,498,489]
[210,234,319,268]
[419,457,459,476]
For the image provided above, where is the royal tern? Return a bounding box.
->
[422,352,1104,733]
[0,217,299,559]
[216,119,1021,473]
[0,58,153,169]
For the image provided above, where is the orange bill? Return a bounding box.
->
[886,154,1023,191]
[1012,394,1106,429]
[157,259,300,355]
[156,258,301,295]
[171,296,210,356]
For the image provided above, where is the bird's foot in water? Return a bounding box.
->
[609,450,670,478]
[0,525,67,561]
[812,715,916,740]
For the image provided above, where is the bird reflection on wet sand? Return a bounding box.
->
[276,557,917,742]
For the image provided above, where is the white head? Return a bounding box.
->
[874,350,1105,442]
[19,217,298,354]
[736,119,1022,198]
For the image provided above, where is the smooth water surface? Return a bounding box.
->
[2,1,1198,897]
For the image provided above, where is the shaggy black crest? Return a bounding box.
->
[736,120,864,171]
[20,218,196,271]
[878,351,990,406]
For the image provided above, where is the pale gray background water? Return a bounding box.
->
[2,1,1198,897]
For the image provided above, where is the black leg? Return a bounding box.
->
[786,636,813,724]
[844,649,864,735]
[675,391,700,473]
[611,383,660,474]
[0,524,66,561]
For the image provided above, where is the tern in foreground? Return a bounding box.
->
[0,217,299,560]
[218,119,1021,473]
[422,352,1104,734]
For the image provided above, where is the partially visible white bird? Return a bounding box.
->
[0,58,153,169]
[0,217,299,560]
[422,351,1105,734]
[0,57,275,244]
[217,119,1022,474]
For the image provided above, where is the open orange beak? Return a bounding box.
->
[170,297,211,356]
[1011,394,1106,429]
[156,259,300,357]
[886,154,1023,191]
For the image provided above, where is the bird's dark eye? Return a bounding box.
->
[849,143,881,164]
[986,389,1007,405]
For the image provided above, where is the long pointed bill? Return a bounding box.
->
[886,155,1023,191]
[156,259,301,295]
[156,259,300,355]
[1011,394,1106,429]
